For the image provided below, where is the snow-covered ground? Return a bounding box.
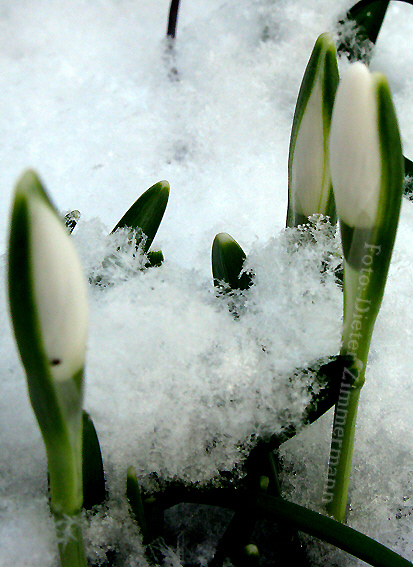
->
[2,0,413,565]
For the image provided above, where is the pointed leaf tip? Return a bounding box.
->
[111,181,170,253]
[212,233,253,292]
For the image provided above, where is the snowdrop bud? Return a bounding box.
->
[330,63,380,228]
[328,63,403,374]
[8,170,88,385]
[329,62,403,231]
[324,64,403,522]
[287,33,339,228]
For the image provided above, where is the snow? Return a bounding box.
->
[1,0,413,565]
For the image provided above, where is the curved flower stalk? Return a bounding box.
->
[286,33,339,228]
[323,63,404,521]
[8,170,89,566]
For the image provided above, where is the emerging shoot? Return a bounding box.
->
[8,170,89,567]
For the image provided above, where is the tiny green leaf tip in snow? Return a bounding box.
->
[111,179,169,253]
[212,232,253,292]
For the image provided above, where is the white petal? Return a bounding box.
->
[329,62,381,228]
[29,198,88,382]
[291,78,327,217]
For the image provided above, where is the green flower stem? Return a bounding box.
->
[326,64,404,522]
[167,0,181,39]
[322,254,378,521]
[55,514,87,567]
[324,383,362,521]
[47,422,83,517]
[45,383,86,567]
[324,225,398,521]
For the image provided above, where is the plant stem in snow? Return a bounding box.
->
[55,514,87,567]
[323,63,404,520]
[8,170,89,566]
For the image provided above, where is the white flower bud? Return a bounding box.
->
[29,195,88,382]
[9,170,88,384]
[329,62,382,228]
[290,78,327,217]
[287,33,339,227]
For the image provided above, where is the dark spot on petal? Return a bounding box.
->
[50,359,62,366]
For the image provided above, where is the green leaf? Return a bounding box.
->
[147,485,413,567]
[404,156,413,177]
[126,465,149,542]
[273,355,354,447]
[111,181,169,253]
[82,411,106,510]
[337,0,391,62]
[212,233,253,291]
[252,494,413,567]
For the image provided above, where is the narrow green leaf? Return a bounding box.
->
[212,233,253,291]
[111,181,169,253]
[127,465,149,542]
[274,355,354,447]
[150,485,412,567]
[82,411,106,510]
[252,494,413,567]
[404,156,413,177]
